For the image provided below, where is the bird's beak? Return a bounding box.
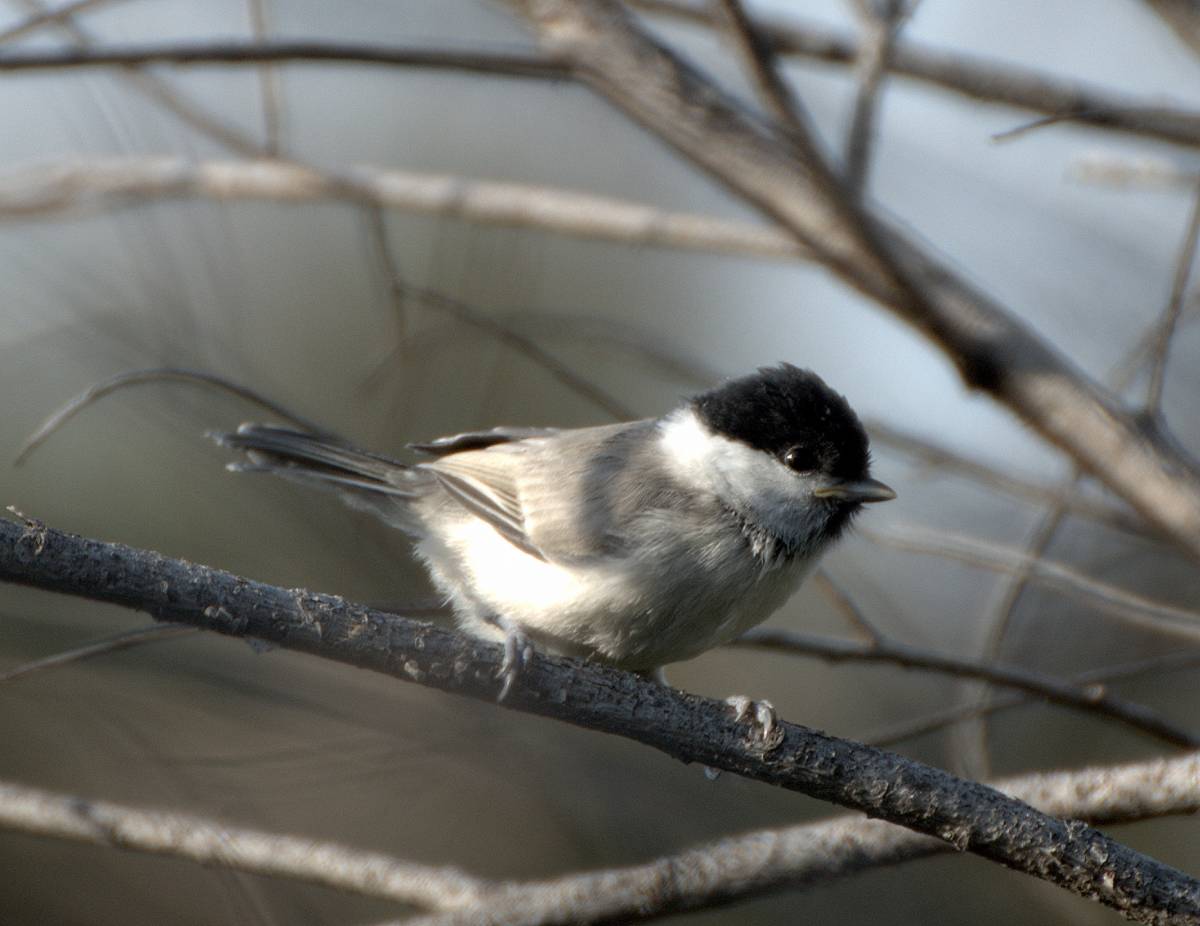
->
[814,477,897,504]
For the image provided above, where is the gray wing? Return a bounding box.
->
[420,420,659,562]
[409,426,561,457]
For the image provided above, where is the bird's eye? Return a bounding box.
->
[782,444,820,472]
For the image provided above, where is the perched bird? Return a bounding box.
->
[217,364,894,707]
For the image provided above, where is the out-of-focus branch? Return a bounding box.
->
[0,39,567,77]
[0,779,488,908]
[2,518,1198,924]
[1144,0,1200,60]
[5,753,1199,926]
[864,524,1200,643]
[713,0,812,137]
[247,0,283,156]
[866,420,1147,535]
[405,752,1200,926]
[0,157,807,262]
[1146,182,1200,413]
[0,0,113,43]
[632,0,1200,150]
[507,0,1200,566]
[731,627,1200,748]
[7,0,266,156]
[843,0,908,194]
[0,624,197,683]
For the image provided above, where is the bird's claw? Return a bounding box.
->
[496,625,533,702]
[725,695,778,743]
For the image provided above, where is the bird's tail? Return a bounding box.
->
[214,424,428,526]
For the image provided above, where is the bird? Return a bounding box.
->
[215,363,894,711]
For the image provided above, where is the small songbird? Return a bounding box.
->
[217,364,894,703]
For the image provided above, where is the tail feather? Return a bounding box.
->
[214,424,419,499]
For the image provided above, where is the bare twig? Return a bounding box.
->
[632,0,1200,150]
[1146,181,1200,413]
[1,519,1198,924]
[0,157,807,262]
[0,779,488,907]
[4,752,1200,926]
[868,648,1200,747]
[843,0,909,193]
[0,39,567,77]
[865,420,1146,535]
[713,0,812,137]
[247,0,283,155]
[730,627,1200,748]
[863,525,1200,643]
[14,367,335,466]
[8,0,266,156]
[812,570,884,643]
[1143,0,1200,60]
[0,0,114,44]
[506,0,1200,565]
[0,624,197,683]
[404,752,1200,926]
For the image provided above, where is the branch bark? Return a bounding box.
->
[1,517,1199,924]
[505,0,1200,564]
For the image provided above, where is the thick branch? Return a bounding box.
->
[506,0,1200,563]
[1,519,1199,923]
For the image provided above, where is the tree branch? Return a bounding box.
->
[632,0,1200,150]
[1,518,1199,923]
[0,157,807,262]
[505,0,1200,565]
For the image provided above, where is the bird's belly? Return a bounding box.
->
[420,516,813,670]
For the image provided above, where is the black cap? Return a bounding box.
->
[691,363,870,482]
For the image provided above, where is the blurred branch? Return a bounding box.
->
[866,420,1147,535]
[4,752,1199,926]
[0,0,113,43]
[868,648,1200,746]
[1146,181,1200,413]
[0,779,488,908]
[1143,0,1200,59]
[0,38,567,77]
[713,0,813,137]
[0,157,807,262]
[843,0,909,194]
[1,518,1198,923]
[864,524,1200,643]
[632,0,1200,150]
[247,0,283,156]
[506,0,1200,565]
[0,623,197,683]
[730,627,1200,748]
[14,367,335,467]
[6,0,266,156]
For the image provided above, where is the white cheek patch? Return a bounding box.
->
[658,408,802,513]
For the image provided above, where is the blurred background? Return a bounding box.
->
[1,0,1199,923]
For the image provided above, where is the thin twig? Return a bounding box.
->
[0,0,113,44]
[247,0,283,155]
[843,0,909,194]
[713,0,812,137]
[632,0,1200,150]
[867,648,1200,747]
[863,524,1200,643]
[0,624,198,683]
[1,518,1197,924]
[14,367,335,466]
[730,627,1200,748]
[811,570,884,643]
[0,157,808,262]
[1146,181,1200,413]
[865,420,1147,535]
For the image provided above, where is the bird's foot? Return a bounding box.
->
[493,618,533,702]
[725,695,779,744]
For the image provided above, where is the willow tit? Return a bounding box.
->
[217,364,894,700]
